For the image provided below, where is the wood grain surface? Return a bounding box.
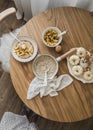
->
[10,7,93,122]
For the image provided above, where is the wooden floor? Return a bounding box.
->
[0,0,23,119]
[0,0,93,129]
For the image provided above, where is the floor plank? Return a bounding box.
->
[37,116,93,130]
[0,72,23,119]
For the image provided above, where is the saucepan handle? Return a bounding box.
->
[0,7,16,22]
[56,48,76,62]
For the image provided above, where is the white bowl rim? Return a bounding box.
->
[42,26,62,47]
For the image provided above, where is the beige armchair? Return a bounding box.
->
[0,7,16,22]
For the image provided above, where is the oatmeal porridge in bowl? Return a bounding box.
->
[32,54,58,79]
[11,36,38,62]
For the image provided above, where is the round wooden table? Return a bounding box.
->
[10,7,93,122]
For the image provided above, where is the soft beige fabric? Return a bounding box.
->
[27,74,73,99]
[14,0,93,21]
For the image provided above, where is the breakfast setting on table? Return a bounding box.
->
[11,26,93,100]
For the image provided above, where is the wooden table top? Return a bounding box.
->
[10,7,93,122]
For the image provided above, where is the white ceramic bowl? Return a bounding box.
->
[42,27,62,47]
[11,36,38,62]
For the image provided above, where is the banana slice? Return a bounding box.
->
[72,65,83,76]
[76,47,86,58]
[83,71,93,80]
[69,55,80,66]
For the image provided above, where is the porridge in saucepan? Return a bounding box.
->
[33,55,57,79]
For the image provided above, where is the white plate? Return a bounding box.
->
[67,48,93,83]
[11,36,38,62]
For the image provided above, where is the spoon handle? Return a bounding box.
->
[58,30,68,37]
[43,68,50,86]
[40,71,48,98]
[10,32,23,45]
[44,71,48,86]
[56,48,76,62]
[10,32,20,42]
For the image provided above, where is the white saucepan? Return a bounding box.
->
[32,48,76,79]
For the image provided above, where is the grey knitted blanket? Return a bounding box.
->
[0,112,39,130]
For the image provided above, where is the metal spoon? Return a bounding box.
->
[40,68,50,97]
[43,67,50,86]
[9,32,24,45]
[58,29,68,38]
